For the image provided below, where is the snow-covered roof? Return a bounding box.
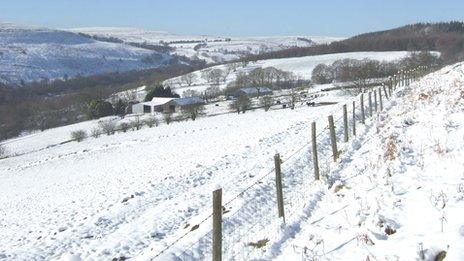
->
[239,87,273,95]
[171,97,205,106]
[145,97,176,106]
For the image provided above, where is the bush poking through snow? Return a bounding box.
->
[164,113,173,125]
[119,122,130,133]
[260,95,274,111]
[98,120,117,135]
[0,144,6,158]
[384,226,396,235]
[356,233,375,246]
[90,127,101,138]
[71,130,87,142]
[144,116,159,128]
[385,135,398,161]
[247,239,269,249]
[435,251,447,261]
[130,116,143,130]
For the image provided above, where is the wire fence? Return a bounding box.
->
[151,66,436,260]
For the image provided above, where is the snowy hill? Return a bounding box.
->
[0,23,177,85]
[68,27,344,63]
[1,60,463,260]
[269,63,464,260]
[162,51,412,96]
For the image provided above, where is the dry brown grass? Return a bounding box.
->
[385,135,398,161]
[434,139,446,155]
[247,238,269,249]
[418,92,431,101]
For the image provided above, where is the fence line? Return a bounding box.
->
[152,65,436,260]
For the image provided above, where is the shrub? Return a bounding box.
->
[98,120,117,135]
[164,113,173,124]
[71,130,87,142]
[144,116,159,128]
[130,116,143,130]
[181,105,205,121]
[90,127,101,138]
[119,122,130,132]
[385,135,397,160]
[0,144,6,158]
[260,95,274,111]
[229,95,251,113]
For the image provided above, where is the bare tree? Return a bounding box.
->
[248,68,267,86]
[98,119,117,135]
[352,59,380,93]
[201,69,212,82]
[260,95,274,111]
[121,89,138,103]
[144,115,159,127]
[312,64,334,84]
[181,104,205,121]
[207,68,225,85]
[204,86,222,101]
[227,62,240,72]
[287,85,303,110]
[181,73,197,86]
[229,94,251,113]
[130,116,143,130]
[183,89,202,98]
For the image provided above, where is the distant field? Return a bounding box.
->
[163,51,411,95]
[68,27,343,63]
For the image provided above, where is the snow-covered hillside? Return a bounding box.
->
[68,27,343,63]
[0,23,176,85]
[1,59,462,260]
[164,51,411,96]
[268,64,464,260]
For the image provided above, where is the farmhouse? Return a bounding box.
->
[235,87,273,98]
[132,97,205,114]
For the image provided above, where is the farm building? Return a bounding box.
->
[132,97,205,114]
[235,87,273,98]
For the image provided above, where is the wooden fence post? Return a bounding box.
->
[374,90,378,112]
[388,79,392,97]
[379,87,383,111]
[343,104,348,142]
[311,122,319,181]
[360,93,365,124]
[368,92,373,117]
[274,154,285,223]
[328,115,338,162]
[212,189,222,261]
[388,77,393,95]
[408,71,411,85]
[383,85,389,100]
[352,101,356,136]
[402,71,405,86]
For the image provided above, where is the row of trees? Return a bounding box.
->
[311,52,442,90]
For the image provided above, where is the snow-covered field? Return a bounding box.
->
[1,61,463,261]
[68,27,343,63]
[0,86,348,260]
[163,51,411,96]
[0,23,176,85]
